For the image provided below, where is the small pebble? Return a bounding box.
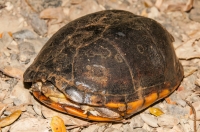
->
[0,32,13,52]
[22,13,47,36]
[26,106,36,115]
[24,0,62,12]
[148,6,160,19]
[190,93,200,103]
[111,123,122,129]
[189,8,200,22]
[69,0,101,20]
[13,98,22,106]
[9,118,50,132]
[3,110,12,115]
[180,119,192,132]
[166,104,189,118]
[121,124,132,132]
[133,128,148,132]
[157,114,179,128]
[176,99,186,107]
[129,114,144,128]
[12,29,38,39]
[10,81,32,105]
[0,90,8,101]
[104,128,122,132]
[156,127,171,132]
[81,125,99,132]
[18,42,35,63]
[3,98,13,104]
[140,113,158,127]
[177,89,193,100]
[5,2,13,11]
[10,53,18,60]
[172,125,184,132]
[142,123,152,131]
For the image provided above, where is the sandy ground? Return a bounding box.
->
[0,0,200,132]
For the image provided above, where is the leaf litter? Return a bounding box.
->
[0,0,200,131]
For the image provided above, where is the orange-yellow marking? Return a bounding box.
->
[105,103,126,109]
[143,93,158,108]
[63,106,88,118]
[127,99,143,114]
[159,89,170,98]
[33,91,87,118]
[33,91,67,113]
[33,91,121,121]
[87,115,122,121]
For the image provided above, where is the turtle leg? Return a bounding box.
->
[32,91,122,121]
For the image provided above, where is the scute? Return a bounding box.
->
[24,10,183,120]
[73,38,134,96]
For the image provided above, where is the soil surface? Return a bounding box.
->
[0,0,200,132]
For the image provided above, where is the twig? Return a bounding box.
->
[184,100,196,132]
[24,0,38,13]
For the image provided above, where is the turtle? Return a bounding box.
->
[23,10,184,121]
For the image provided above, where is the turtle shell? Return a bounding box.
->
[24,10,183,121]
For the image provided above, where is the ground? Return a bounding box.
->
[0,0,200,132]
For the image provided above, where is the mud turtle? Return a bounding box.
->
[24,10,183,121]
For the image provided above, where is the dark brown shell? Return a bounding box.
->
[24,10,183,108]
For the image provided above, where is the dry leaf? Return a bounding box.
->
[51,116,67,132]
[10,117,50,131]
[0,110,22,128]
[167,0,194,12]
[183,0,194,11]
[40,7,66,24]
[10,81,32,105]
[176,36,200,60]
[6,105,27,113]
[144,0,153,7]
[149,107,164,117]
[0,14,23,33]
[0,66,24,80]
